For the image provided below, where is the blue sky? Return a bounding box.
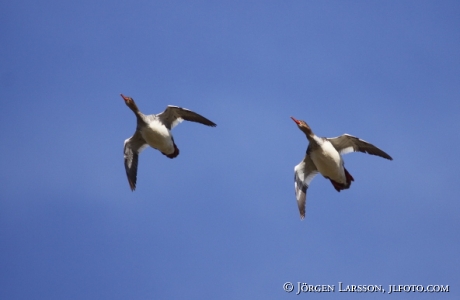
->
[1,1,459,299]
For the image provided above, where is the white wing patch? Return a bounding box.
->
[338,145,355,155]
[123,132,148,191]
[294,156,318,220]
[170,117,184,129]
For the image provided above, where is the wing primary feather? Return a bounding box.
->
[159,106,216,129]
[123,132,147,191]
[294,156,318,219]
[328,134,392,160]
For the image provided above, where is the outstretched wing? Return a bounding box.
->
[124,131,148,191]
[294,155,318,219]
[157,105,217,130]
[327,134,392,160]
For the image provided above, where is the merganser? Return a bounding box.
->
[121,94,216,191]
[291,117,392,219]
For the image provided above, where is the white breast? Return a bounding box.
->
[141,120,174,154]
[310,140,346,183]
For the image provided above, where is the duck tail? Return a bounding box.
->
[344,168,354,183]
[330,168,354,192]
[162,142,179,159]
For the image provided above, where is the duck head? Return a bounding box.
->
[291,116,313,136]
[121,94,139,112]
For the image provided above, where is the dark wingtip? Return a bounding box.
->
[379,152,393,160]
[129,180,136,191]
[205,120,217,127]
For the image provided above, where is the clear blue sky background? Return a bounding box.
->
[1,1,459,299]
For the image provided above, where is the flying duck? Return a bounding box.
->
[291,117,392,219]
[121,94,216,191]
